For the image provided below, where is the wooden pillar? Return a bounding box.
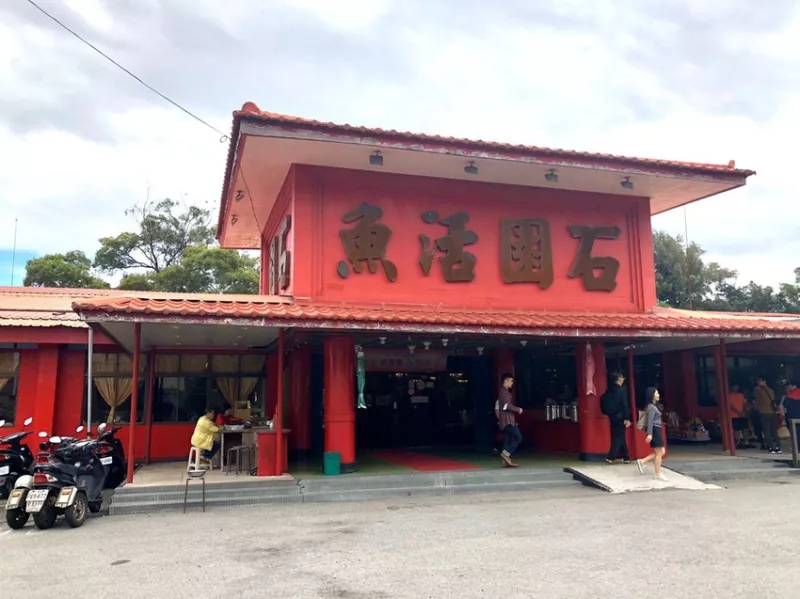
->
[324,336,356,472]
[289,344,312,453]
[576,341,610,460]
[718,339,736,456]
[275,329,286,475]
[143,349,155,464]
[126,323,141,484]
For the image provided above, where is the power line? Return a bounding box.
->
[24,0,229,142]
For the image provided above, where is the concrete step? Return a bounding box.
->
[107,468,581,516]
[669,459,799,483]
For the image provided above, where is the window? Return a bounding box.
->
[514,351,577,409]
[152,354,266,423]
[0,352,20,425]
[83,352,147,424]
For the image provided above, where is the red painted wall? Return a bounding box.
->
[53,350,86,435]
[290,166,656,312]
[259,170,295,296]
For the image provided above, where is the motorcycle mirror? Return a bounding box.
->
[0,420,5,427]
[75,426,84,433]
[50,436,62,444]
[23,417,33,426]
[38,432,48,438]
[98,423,107,432]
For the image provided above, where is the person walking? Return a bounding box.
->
[601,372,632,464]
[636,387,667,481]
[754,376,781,454]
[495,373,523,468]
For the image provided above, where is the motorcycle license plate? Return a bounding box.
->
[100,456,113,466]
[0,465,8,475]
[25,489,49,513]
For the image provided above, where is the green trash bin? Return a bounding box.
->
[323,451,341,476]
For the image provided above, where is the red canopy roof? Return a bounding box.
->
[72,293,800,339]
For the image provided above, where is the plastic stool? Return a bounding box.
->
[183,470,206,513]
[225,445,252,475]
[187,446,214,472]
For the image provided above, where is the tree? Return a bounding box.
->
[23,198,259,294]
[652,231,736,310]
[654,230,800,314]
[118,246,259,294]
[94,198,214,275]
[23,251,110,289]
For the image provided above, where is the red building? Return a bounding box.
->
[3,103,800,477]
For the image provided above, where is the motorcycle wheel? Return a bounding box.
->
[33,504,57,530]
[5,508,29,530]
[64,492,88,528]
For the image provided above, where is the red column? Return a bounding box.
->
[714,340,735,456]
[266,352,279,419]
[275,329,286,475]
[576,341,610,461]
[324,336,356,472]
[626,346,641,458]
[289,344,312,453]
[33,346,60,437]
[126,323,141,484]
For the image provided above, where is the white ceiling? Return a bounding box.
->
[99,321,280,353]
[219,123,748,248]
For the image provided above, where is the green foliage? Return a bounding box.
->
[23,251,110,289]
[654,230,800,314]
[24,199,259,294]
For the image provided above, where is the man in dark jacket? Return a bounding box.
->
[494,373,523,468]
[602,372,632,464]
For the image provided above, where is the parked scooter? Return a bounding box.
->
[5,426,94,530]
[95,422,127,490]
[0,417,34,499]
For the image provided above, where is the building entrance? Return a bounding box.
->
[356,355,489,450]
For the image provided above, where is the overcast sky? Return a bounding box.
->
[1,0,798,288]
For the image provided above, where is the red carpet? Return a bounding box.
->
[368,450,480,471]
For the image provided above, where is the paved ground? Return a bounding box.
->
[1,477,798,599]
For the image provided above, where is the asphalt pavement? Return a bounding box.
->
[1,477,798,598]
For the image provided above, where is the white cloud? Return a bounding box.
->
[0,0,798,289]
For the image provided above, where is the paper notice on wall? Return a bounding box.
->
[584,341,596,396]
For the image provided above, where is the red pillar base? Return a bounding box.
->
[324,336,357,473]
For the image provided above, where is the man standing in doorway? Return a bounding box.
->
[728,384,753,449]
[601,372,632,464]
[495,373,523,468]
[754,375,781,454]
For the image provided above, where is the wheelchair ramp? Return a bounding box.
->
[564,464,720,494]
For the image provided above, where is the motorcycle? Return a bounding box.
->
[95,422,127,490]
[5,426,92,530]
[0,417,34,499]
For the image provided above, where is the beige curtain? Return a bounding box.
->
[0,352,20,394]
[156,354,180,374]
[212,355,240,407]
[92,354,133,424]
[239,355,265,404]
[182,354,208,373]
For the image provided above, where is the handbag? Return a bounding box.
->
[636,410,648,431]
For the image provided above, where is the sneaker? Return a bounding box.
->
[654,473,668,482]
[776,449,783,454]
[605,459,616,465]
[636,459,645,474]
[623,459,632,464]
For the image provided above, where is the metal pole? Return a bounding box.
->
[86,326,94,438]
[126,323,142,484]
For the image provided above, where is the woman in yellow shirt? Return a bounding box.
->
[191,408,222,464]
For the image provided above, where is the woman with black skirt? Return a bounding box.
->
[636,387,668,482]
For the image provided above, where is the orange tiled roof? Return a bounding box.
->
[71,294,800,337]
[217,102,755,237]
[0,287,122,328]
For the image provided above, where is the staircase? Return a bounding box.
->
[109,467,581,515]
